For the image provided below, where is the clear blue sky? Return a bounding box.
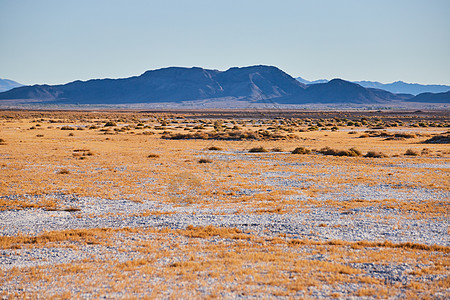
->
[1,0,449,85]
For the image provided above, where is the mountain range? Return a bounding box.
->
[296,77,450,96]
[0,78,23,93]
[0,66,448,105]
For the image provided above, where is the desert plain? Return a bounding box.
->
[0,109,448,299]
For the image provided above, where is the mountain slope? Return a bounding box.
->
[0,66,307,104]
[354,81,450,96]
[295,77,328,85]
[0,66,415,105]
[295,77,450,96]
[408,91,450,103]
[288,79,409,104]
[0,79,24,92]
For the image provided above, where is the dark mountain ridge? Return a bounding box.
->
[1,65,446,105]
[296,77,450,96]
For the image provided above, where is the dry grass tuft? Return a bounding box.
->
[405,149,419,156]
[364,151,388,158]
[423,133,450,144]
[57,169,70,175]
[249,146,268,153]
[208,146,222,151]
[319,147,362,157]
[198,158,212,164]
[181,225,248,239]
[292,147,311,154]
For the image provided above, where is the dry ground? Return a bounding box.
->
[0,110,448,299]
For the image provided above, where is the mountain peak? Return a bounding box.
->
[3,66,446,105]
[0,78,24,92]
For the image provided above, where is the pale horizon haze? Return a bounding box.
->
[1,0,449,86]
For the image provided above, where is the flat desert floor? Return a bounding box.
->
[0,110,448,299]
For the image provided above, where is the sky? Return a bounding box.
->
[1,0,449,86]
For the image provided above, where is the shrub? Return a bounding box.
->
[162,130,292,141]
[364,151,387,158]
[271,147,283,152]
[198,158,212,163]
[249,146,268,153]
[104,121,117,127]
[147,154,160,158]
[292,147,310,154]
[208,146,222,151]
[60,126,75,130]
[405,149,419,156]
[421,148,430,155]
[423,134,450,144]
[57,169,70,174]
[319,147,362,157]
[0,138,6,145]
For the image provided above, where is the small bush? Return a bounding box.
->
[271,147,283,152]
[364,151,387,158]
[405,149,419,156]
[421,148,430,155]
[423,134,450,144]
[198,158,212,163]
[0,138,6,145]
[292,147,310,154]
[319,147,361,157]
[104,121,117,127]
[148,154,160,158]
[249,146,268,153]
[60,126,75,130]
[208,146,222,151]
[57,169,70,174]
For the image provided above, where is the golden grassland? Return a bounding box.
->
[1,226,449,298]
[0,110,449,298]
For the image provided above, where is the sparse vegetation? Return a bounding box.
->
[208,146,222,150]
[104,121,117,127]
[423,133,450,144]
[0,110,448,299]
[292,146,310,154]
[319,147,362,157]
[198,158,212,163]
[248,146,268,153]
[364,151,388,158]
[405,149,419,156]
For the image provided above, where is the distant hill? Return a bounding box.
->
[296,77,450,96]
[408,91,450,103]
[296,77,328,85]
[0,79,24,92]
[0,65,420,105]
[0,66,307,104]
[354,81,450,96]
